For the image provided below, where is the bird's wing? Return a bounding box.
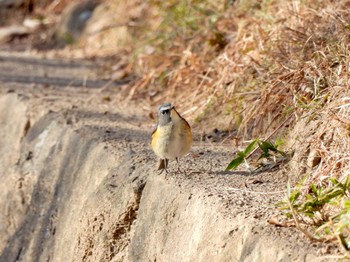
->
[151,123,158,137]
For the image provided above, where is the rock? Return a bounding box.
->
[56,0,100,44]
[0,0,25,8]
[0,25,30,44]
[82,1,134,51]
[23,17,43,30]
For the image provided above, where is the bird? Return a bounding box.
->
[151,102,192,173]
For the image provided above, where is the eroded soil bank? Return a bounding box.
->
[0,54,337,261]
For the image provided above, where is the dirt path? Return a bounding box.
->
[0,51,130,88]
[0,51,338,261]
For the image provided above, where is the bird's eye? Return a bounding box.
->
[162,109,169,115]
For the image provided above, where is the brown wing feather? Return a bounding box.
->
[173,108,191,129]
[151,124,158,136]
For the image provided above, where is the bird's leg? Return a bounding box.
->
[158,159,165,170]
[157,159,166,175]
[157,159,170,176]
[176,157,182,173]
[164,159,169,178]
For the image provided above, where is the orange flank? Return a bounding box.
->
[151,128,159,150]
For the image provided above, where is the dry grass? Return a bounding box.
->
[131,0,349,134]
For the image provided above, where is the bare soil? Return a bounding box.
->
[0,50,341,261]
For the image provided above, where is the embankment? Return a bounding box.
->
[0,93,327,261]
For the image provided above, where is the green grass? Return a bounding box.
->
[279,175,350,256]
[226,138,287,170]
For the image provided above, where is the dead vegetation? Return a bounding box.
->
[132,0,350,134]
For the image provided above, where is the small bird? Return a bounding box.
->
[151,103,192,173]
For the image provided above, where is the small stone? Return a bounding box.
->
[0,25,30,44]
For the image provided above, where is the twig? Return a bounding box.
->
[287,192,324,242]
[245,113,295,159]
